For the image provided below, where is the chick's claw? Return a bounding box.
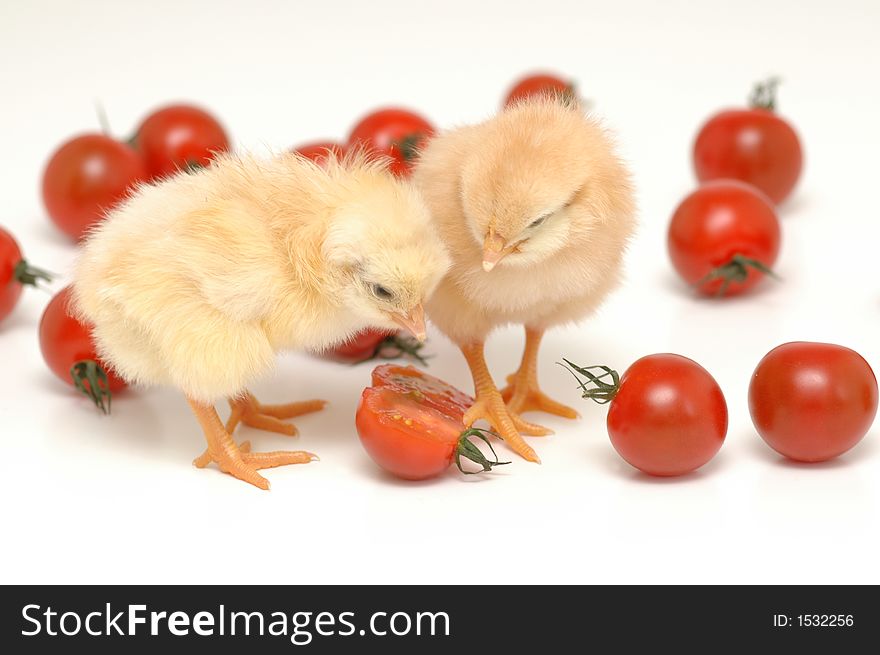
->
[188,397,317,491]
[507,405,555,436]
[193,440,317,491]
[226,392,327,436]
[463,391,541,464]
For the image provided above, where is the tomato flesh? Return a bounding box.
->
[607,354,727,476]
[370,364,472,421]
[749,342,878,462]
[356,365,474,480]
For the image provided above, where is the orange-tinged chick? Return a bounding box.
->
[412,98,636,462]
[73,151,449,489]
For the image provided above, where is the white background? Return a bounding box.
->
[1,0,878,585]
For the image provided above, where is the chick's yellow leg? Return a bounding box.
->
[460,342,541,463]
[225,391,326,436]
[501,327,579,421]
[188,397,317,491]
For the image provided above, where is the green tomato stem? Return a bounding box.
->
[14,260,53,287]
[695,253,779,297]
[558,359,620,405]
[454,428,510,474]
[748,77,782,111]
[70,360,113,414]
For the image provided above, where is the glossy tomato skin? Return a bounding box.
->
[294,141,346,166]
[607,354,728,476]
[331,328,392,360]
[694,108,802,205]
[504,73,571,107]
[42,134,146,240]
[668,180,781,296]
[347,108,433,176]
[357,386,463,480]
[38,286,126,391]
[0,228,24,321]
[134,104,229,180]
[749,342,878,462]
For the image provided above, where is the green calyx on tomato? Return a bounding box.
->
[558,359,621,404]
[748,77,781,111]
[70,360,113,414]
[13,260,53,287]
[394,134,424,163]
[372,333,429,366]
[695,253,779,297]
[455,428,510,474]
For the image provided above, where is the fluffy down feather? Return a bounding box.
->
[73,151,449,404]
[413,98,636,344]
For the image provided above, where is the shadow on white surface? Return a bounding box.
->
[743,430,879,470]
[594,442,727,485]
[775,191,812,218]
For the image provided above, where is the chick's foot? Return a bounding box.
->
[226,391,326,436]
[500,373,579,421]
[500,327,579,422]
[460,342,541,463]
[188,398,317,490]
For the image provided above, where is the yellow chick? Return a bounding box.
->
[73,151,449,489]
[412,98,635,463]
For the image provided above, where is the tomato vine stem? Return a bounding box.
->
[455,428,510,474]
[696,253,779,297]
[558,359,620,404]
[70,360,113,414]
[394,134,423,163]
[14,260,53,287]
[370,333,430,366]
[749,77,781,111]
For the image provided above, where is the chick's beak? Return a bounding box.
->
[482,231,508,272]
[391,304,427,342]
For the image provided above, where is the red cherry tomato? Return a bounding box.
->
[668,180,781,297]
[294,141,346,166]
[0,228,22,321]
[331,328,392,361]
[42,134,146,240]
[133,104,229,180]
[39,286,126,412]
[565,354,728,476]
[347,108,434,177]
[356,364,505,480]
[0,227,51,322]
[749,342,878,462]
[693,79,803,205]
[504,72,574,107]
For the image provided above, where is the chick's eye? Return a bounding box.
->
[530,215,549,228]
[373,284,394,301]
